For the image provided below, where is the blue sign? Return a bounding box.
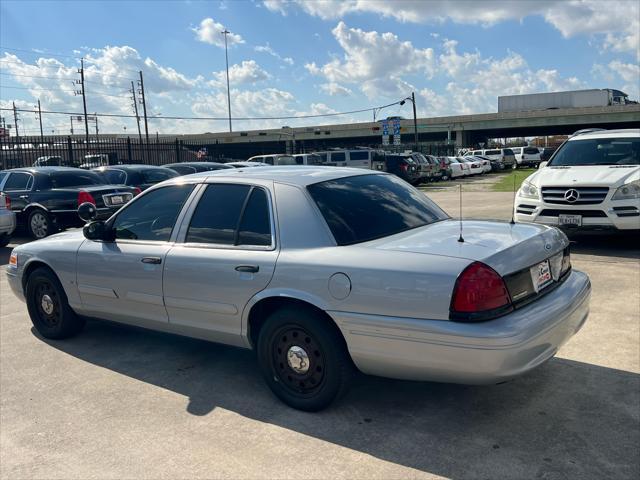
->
[392,119,401,135]
[381,119,389,135]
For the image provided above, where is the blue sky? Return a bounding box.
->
[1,0,638,135]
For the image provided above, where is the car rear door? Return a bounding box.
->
[162,181,278,346]
[76,183,196,324]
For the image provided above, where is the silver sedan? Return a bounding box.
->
[6,167,591,411]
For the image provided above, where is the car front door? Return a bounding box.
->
[75,183,196,324]
[163,182,278,346]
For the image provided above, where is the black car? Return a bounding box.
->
[93,164,179,191]
[164,162,233,175]
[0,167,138,239]
[384,154,421,184]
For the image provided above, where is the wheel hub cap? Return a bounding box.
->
[286,345,310,374]
[41,294,54,315]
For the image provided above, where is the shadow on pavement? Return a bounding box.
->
[37,319,639,480]
[568,230,640,260]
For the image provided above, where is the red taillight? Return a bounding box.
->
[77,191,96,206]
[450,262,512,321]
[4,195,10,210]
[133,187,142,195]
[400,163,408,172]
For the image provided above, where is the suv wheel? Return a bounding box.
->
[26,267,85,339]
[27,209,53,239]
[257,305,354,411]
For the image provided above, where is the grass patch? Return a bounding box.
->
[491,168,537,192]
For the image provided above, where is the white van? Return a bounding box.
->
[314,149,377,169]
[292,153,324,165]
[511,146,542,168]
[248,154,296,165]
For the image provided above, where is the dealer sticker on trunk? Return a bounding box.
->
[530,260,553,293]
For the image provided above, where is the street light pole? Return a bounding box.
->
[221,29,233,132]
[411,91,418,151]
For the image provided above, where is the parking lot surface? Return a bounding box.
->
[1,190,638,480]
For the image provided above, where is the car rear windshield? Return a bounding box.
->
[485,149,501,155]
[141,168,178,184]
[49,171,105,188]
[550,137,640,166]
[523,147,540,154]
[307,174,448,245]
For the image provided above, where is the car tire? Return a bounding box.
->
[27,209,53,239]
[257,305,354,411]
[0,233,10,248]
[25,267,85,339]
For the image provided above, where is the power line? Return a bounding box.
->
[0,45,80,60]
[1,84,131,98]
[0,100,403,121]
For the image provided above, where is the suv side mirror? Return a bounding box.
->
[539,161,548,169]
[78,202,98,222]
[83,221,113,241]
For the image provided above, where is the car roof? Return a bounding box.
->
[1,166,88,174]
[568,128,640,141]
[164,162,229,167]
[163,166,381,187]
[94,164,170,171]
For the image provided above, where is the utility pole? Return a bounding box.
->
[78,59,89,143]
[12,102,19,138]
[138,71,149,144]
[411,91,418,151]
[131,81,143,145]
[221,29,233,132]
[36,99,44,139]
[94,113,99,135]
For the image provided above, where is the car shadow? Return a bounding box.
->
[568,231,640,260]
[36,320,639,479]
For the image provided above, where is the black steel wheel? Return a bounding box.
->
[257,305,354,411]
[26,267,85,339]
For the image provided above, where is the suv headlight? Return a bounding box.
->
[518,181,539,199]
[612,180,640,200]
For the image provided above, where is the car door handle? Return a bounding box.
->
[141,257,162,265]
[235,265,259,273]
[19,195,29,199]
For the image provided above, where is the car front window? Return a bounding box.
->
[307,174,448,246]
[111,184,195,241]
[550,138,640,166]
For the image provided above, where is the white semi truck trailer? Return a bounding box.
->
[498,89,633,113]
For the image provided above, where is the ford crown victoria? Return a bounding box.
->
[6,167,591,410]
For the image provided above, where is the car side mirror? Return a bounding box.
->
[78,202,98,222]
[539,161,548,169]
[83,221,113,241]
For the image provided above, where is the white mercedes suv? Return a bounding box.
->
[514,129,640,231]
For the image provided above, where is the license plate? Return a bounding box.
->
[559,214,582,226]
[530,260,553,292]
[110,195,124,205]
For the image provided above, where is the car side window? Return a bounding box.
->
[3,172,32,191]
[186,184,272,247]
[111,184,195,241]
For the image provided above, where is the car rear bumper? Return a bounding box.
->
[330,270,590,384]
[0,210,16,235]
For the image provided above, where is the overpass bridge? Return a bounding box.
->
[169,104,639,157]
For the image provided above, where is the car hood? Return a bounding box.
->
[364,219,568,276]
[527,165,639,187]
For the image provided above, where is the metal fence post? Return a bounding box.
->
[127,137,132,163]
[67,136,74,166]
[175,139,180,163]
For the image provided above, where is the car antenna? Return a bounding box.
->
[458,183,464,243]
[510,173,516,225]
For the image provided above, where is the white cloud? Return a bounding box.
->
[319,82,352,96]
[254,43,295,65]
[264,0,639,58]
[211,60,271,85]
[192,18,244,48]
[306,21,434,99]
[592,60,640,99]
